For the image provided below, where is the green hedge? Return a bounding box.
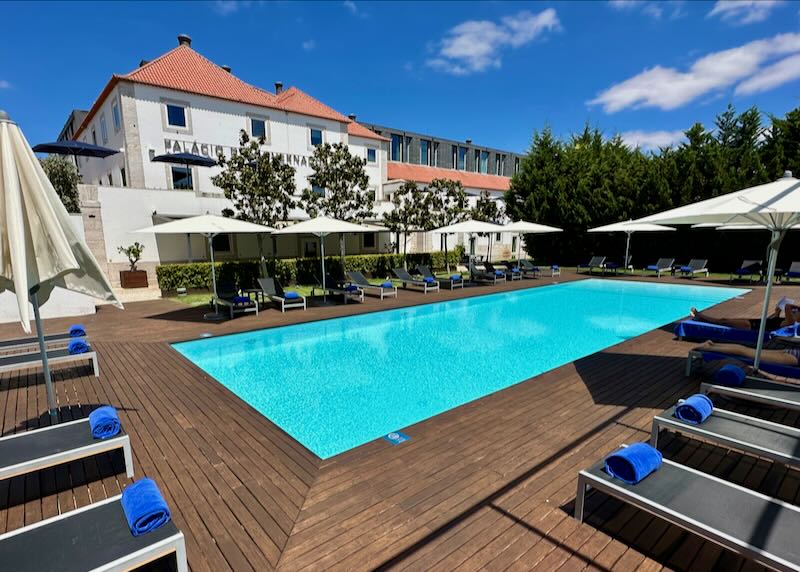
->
[156,246,465,291]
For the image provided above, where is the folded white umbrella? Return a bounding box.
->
[589,219,675,270]
[272,216,375,301]
[0,111,121,419]
[636,171,800,370]
[503,220,562,263]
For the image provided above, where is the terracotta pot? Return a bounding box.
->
[120,270,148,288]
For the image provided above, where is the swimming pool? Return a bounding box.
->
[173,279,747,458]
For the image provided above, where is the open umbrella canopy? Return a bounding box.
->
[151,152,217,168]
[134,214,273,236]
[503,220,563,234]
[432,219,504,234]
[32,140,119,159]
[589,220,675,233]
[271,215,375,237]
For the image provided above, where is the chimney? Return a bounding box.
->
[465,138,472,145]
[139,59,150,68]
[274,81,283,94]
[177,34,192,47]
[348,114,357,121]
[221,65,231,73]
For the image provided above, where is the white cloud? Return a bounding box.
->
[0,80,10,89]
[301,40,315,51]
[708,0,783,25]
[620,130,686,150]
[212,0,248,15]
[426,9,560,75]
[589,32,800,113]
[735,53,800,94]
[343,0,357,14]
[609,0,687,20]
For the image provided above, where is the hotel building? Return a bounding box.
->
[61,35,520,289]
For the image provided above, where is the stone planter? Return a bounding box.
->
[120,270,149,289]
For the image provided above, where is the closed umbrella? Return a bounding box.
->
[272,216,377,302]
[503,220,562,263]
[637,171,800,370]
[0,111,122,421]
[588,219,675,272]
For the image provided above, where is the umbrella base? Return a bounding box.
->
[203,311,227,321]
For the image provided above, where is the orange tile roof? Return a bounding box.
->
[387,163,511,192]
[273,86,349,123]
[347,121,390,142]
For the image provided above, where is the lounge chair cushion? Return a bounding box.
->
[88,406,121,440]
[715,364,746,387]
[604,442,662,484]
[121,478,172,537]
[68,339,90,354]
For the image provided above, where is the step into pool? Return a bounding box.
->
[173,279,747,458]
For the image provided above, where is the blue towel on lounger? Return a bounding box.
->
[674,394,714,424]
[232,296,250,304]
[68,324,86,337]
[495,270,504,276]
[423,276,435,283]
[604,442,662,484]
[715,364,746,387]
[121,478,172,537]
[680,265,692,272]
[451,274,462,281]
[345,284,358,292]
[646,265,658,271]
[552,265,559,270]
[67,339,90,354]
[89,405,121,439]
[381,281,393,288]
[284,291,300,300]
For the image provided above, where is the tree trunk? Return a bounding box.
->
[403,230,408,270]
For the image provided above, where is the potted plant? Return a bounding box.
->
[117,242,148,288]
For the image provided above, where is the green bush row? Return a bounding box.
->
[155,247,465,291]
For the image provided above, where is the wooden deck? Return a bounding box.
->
[0,273,796,571]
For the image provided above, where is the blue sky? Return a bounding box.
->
[1,0,799,153]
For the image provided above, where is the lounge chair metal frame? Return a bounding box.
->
[257,278,306,312]
[0,493,188,572]
[730,259,762,284]
[0,348,99,377]
[213,297,258,319]
[577,256,606,275]
[679,259,709,278]
[784,262,800,283]
[346,271,398,300]
[516,260,540,279]
[484,262,516,282]
[651,402,800,469]
[701,375,800,412]
[642,258,675,278]
[0,332,85,353]
[575,450,800,571]
[469,262,505,285]
[391,268,440,294]
[0,417,134,482]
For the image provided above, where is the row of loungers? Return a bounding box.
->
[576,367,800,570]
[0,326,98,379]
[0,329,187,571]
[578,256,711,277]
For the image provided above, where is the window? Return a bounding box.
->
[100,115,108,144]
[474,149,480,172]
[420,139,431,166]
[166,104,186,127]
[171,166,193,190]
[212,234,231,253]
[457,146,467,170]
[367,189,376,201]
[367,148,377,163]
[312,185,325,197]
[112,102,121,131]
[91,129,97,145]
[514,157,520,174]
[495,232,502,241]
[451,145,457,168]
[498,154,506,176]
[480,150,489,174]
[120,168,127,187]
[251,118,266,139]
[405,137,412,163]
[391,134,403,161]
[512,236,518,253]
[433,142,439,167]
[363,232,376,249]
[310,128,323,147]
[495,154,501,175]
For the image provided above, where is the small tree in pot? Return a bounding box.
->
[117,242,148,288]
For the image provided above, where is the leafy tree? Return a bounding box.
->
[212,130,297,263]
[427,178,467,272]
[471,189,505,261]
[301,142,374,260]
[383,181,426,268]
[117,242,145,271]
[40,155,81,213]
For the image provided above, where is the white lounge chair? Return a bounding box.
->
[258,278,306,312]
[346,271,398,299]
[0,347,99,377]
[392,268,440,294]
[642,258,675,278]
[678,259,709,278]
[0,331,85,353]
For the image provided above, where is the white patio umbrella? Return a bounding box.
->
[503,220,563,262]
[271,216,376,302]
[637,171,800,370]
[588,219,675,271]
[433,219,505,261]
[0,111,122,420]
[135,214,274,319]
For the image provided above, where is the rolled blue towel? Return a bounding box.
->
[423,276,435,283]
[68,324,86,337]
[646,265,658,271]
[495,270,504,276]
[284,291,300,300]
[674,394,714,425]
[232,295,250,304]
[121,478,172,537]
[715,364,746,387]
[680,265,692,273]
[67,339,90,354]
[89,405,121,439]
[451,274,462,281]
[345,284,359,292]
[551,265,559,270]
[512,267,520,273]
[381,281,394,288]
[604,442,662,484]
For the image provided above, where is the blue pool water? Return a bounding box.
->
[173,279,747,458]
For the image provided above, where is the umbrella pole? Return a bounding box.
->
[753,230,785,372]
[320,234,327,303]
[208,234,218,297]
[624,232,631,274]
[31,288,58,422]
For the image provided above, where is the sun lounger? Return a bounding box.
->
[603,256,632,275]
[0,346,99,377]
[392,268,439,293]
[577,256,606,275]
[0,415,133,482]
[346,271,398,299]
[575,446,800,571]
[702,375,800,412]
[651,401,800,469]
[674,320,764,345]
[678,258,709,278]
[642,257,675,278]
[319,274,364,304]
[497,261,523,281]
[686,348,800,379]
[257,278,306,312]
[516,259,540,278]
[213,282,258,319]
[417,265,464,290]
[0,491,187,572]
[784,262,800,283]
[731,259,762,283]
[469,261,504,285]
[0,331,86,354]
[484,262,515,281]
